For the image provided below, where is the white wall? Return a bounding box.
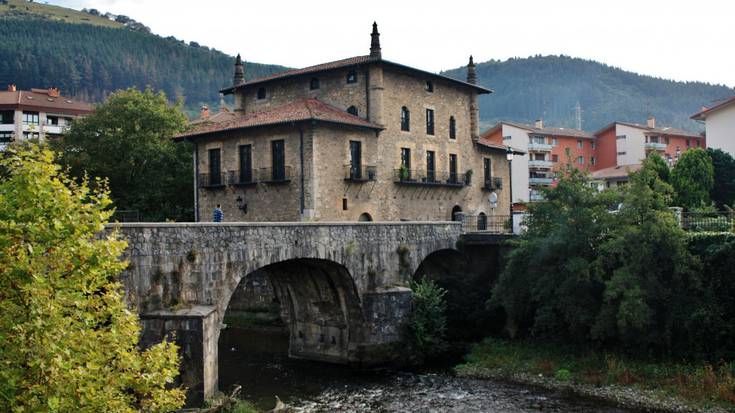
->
[615,124,646,165]
[503,124,530,203]
[705,104,735,156]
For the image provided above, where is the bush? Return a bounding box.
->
[408,279,448,359]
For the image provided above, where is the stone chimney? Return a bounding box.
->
[48,87,60,97]
[647,115,656,128]
[7,84,16,92]
[468,56,479,141]
[467,55,477,84]
[369,22,382,59]
[535,119,544,129]
[233,54,245,86]
[200,105,210,119]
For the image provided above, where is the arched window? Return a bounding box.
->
[451,205,463,222]
[449,116,456,139]
[347,106,358,116]
[400,106,410,131]
[358,212,373,222]
[310,78,320,90]
[256,87,266,100]
[346,70,357,84]
[477,212,487,231]
[425,80,434,92]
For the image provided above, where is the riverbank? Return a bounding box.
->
[455,338,734,413]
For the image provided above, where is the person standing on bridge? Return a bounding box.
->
[213,204,224,222]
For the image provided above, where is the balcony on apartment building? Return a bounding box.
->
[644,141,668,151]
[528,159,554,169]
[529,192,546,202]
[394,169,468,187]
[527,142,553,152]
[482,177,503,191]
[344,164,377,182]
[42,125,65,135]
[529,176,554,185]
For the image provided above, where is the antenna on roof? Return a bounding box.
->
[573,101,583,130]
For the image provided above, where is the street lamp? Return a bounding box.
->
[506,146,514,232]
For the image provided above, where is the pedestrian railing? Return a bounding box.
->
[680,211,734,232]
[458,213,512,233]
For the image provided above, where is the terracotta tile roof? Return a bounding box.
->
[0,89,93,115]
[175,98,383,140]
[591,164,642,180]
[691,95,735,120]
[476,136,525,155]
[594,121,702,139]
[482,121,594,139]
[220,56,492,94]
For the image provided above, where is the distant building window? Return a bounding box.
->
[551,137,557,146]
[449,116,456,139]
[256,87,266,100]
[400,106,410,131]
[449,153,458,182]
[616,135,626,140]
[696,139,700,147]
[0,132,13,143]
[426,109,435,135]
[238,144,253,183]
[617,151,626,155]
[0,110,13,125]
[565,147,571,157]
[551,154,559,163]
[664,137,670,144]
[46,116,59,126]
[347,106,358,116]
[208,148,222,185]
[346,70,357,84]
[400,148,411,170]
[591,141,596,149]
[425,81,434,92]
[502,135,511,141]
[310,78,320,90]
[532,135,545,144]
[591,156,596,165]
[22,132,40,140]
[577,140,583,148]
[686,139,690,147]
[22,111,39,125]
[577,156,584,164]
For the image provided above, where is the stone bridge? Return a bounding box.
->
[109,222,463,405]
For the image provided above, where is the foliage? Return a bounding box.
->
[642,151,670,184]
[707,148,735,208]
[0,145,184,412]
[408,279,448,358]
[671,148,714,210]
[0,18,287,115]
[53,88,193,221]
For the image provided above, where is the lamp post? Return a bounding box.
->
[506,146,514,232]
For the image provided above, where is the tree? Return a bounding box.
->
[408,279,448,359]
[0,145,184,412]
[642,151,670,184]
[54,88,193,221]
[707,148,735,208]
[670,148,714,210]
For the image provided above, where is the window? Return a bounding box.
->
[426,151,436,182]
[400,106,410,131]
[565,147,571,156]
[577,140,583,149]
[591,156,596,165]
[502,135,511,141]
[425,81,434,92]
[591,141,596,149]
[532,135,546,144]
[349,141,362,179]
[616,135,626,140]
[551,154,559,162]
[617,151,626,155]
[208,148,222,185]
[346,70,357,84]
[449,154,458,183]
[309,78,320,90]
[449,116,456,139]
[256,87,266,100]
[347,106,358,116]
[1,110,14,124]
[22,111,39,125]
[45,116,58,126]
[271,140,285,180]
[342,198,348,210]
[577,156,584,165]
[534,153,545,161]
[483,158,492,185]
[22,132,39,140]
[552,137,558,146]
[0,132,13,144]
[238,144,252,183]
[400,148,411,169]
[696,140,700,147]
[686,139,690,147]
[664,137,670,144]
[425,109,435,135]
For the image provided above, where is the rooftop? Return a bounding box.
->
[591,164,643,180]
[595,121,702,138]
[175,98,383,140]
[483,121,594,139]
[691,95,735,120]
[0,87,93,115]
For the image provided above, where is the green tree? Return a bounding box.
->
[408,279,448,359]
[642,151,670,184]
[707,148,735,208]
[0,146,184,412]
[670,148,714,210]
[54,88,193,221]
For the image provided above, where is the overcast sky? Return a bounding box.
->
[50,0,734,88]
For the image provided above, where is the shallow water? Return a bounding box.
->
[219,327,637,412]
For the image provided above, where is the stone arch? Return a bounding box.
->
[451,205,463,221]
[358,212,373,222]
[477,212,487,231]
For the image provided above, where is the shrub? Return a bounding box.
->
[408,279,448,359]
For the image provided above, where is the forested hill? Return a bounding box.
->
[443,55,734,132]
[0,16,287,116]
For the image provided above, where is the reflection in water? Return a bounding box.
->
[219,327,638,413]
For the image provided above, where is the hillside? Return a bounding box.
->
[443,55,734,132]
[0,0,122,27]
[0,6,287,116]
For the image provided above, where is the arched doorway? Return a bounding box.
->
[358,212,373,222]
[477,212,487,231]
[451,205,463,221]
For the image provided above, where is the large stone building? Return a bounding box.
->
[0,84,93,150]
[176,23,517,224]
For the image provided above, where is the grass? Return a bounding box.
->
[0,0,123,28]
[223,309,283,329]
[456,337,735,410]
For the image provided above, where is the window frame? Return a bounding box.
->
[309,77,320,90]
[425,80,434,92]
[22,111,39,125]
[449,116,456,139]
[256,87,266,100]
[400,106,410,132]
[346,70,357,84]
[425,108,435,135]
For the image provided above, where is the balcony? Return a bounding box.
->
[42,125,65,135]
[482,177,503,191]
[0,124,14,132]
[644,142,667,151]
[528,159,553,169]
[198,173,227,189]
[257,166,292,184]
[394,169,468,187]
[528,142,553,152]
[530,193,546,202]
[228,169,257,186]
[529,177,554,185]
[344,165,377,182]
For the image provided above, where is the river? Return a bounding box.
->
[219,326,640,413]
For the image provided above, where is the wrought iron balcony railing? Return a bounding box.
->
[198,172,227,189]
[394,169,468,187]
[344,164,377,182]
[228,169,257,186]
[257,166,292,183]
[483,177,503,190]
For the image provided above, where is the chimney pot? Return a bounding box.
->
[8,84,16,92]
[48,87,60,97]
[535,119,543,129]
[647,115,655,129]
[200,105,210,119]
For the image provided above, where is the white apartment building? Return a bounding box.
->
[692,96,735,156]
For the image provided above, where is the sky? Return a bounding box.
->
[50,0,734,88]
